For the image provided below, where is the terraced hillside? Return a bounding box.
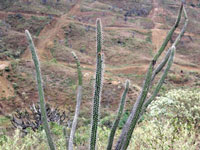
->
[0,0,200,137]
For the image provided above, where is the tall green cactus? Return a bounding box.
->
[68,52,83,150]
[141,5,188,119]
[107,80,129,150]
[90,18,104,150]
[115,2,188,150]
[24,1,188,149]
[153,2,183,62]
[25,30,56,150]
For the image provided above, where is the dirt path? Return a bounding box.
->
[22,0,83,61]
[0,0,83,101]
[149,0,168,53]
[22,0,200,79]
[1,0,200,115]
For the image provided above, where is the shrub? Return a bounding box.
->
[147,89,200,127]
[130,89,200,150]
[0,125,116,150]
[132,117,199,150]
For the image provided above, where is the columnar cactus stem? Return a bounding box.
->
[107,80,129,150]
[24,2,188,150]
[153,2,183,63]
[115,2,187,150]
[116,62,154,150]
[142,5,188,116]
[68,52,83,150]
[142,47,175,112]
[25,30,56,150]
[121,48,175,150]
[173,6,188,48]
[151,50,171,82]
[90,18,104,150]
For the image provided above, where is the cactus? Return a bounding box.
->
[25,30,56,150]
[90,18,104,150]
[141,5,189,119]
[68,52,83,150]
[115,2,188,150]
[24,1,188,149]
[107,80,129,150]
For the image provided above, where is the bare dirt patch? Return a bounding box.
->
[0,61,14,99]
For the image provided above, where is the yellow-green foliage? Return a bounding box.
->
[131,119,199,150]
[0,125,120,150]
[74,125,115,149]
[148,89,200,125]
[0,129,49,150]
[129,89,200,150]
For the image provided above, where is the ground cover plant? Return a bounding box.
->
[0,1,194,150]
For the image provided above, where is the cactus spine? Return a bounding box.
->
[68,52,83,150]
[90,18,104,150]
[25,30,56,150]
[107,80,129,150]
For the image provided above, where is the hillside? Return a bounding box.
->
[0,0,200,142]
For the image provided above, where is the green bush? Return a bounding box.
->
[0,125,116,150]
[148,89,200,126]
[132,118,199,150]
[130,89,200,150]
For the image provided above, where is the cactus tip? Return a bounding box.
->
[172,45,176,50]
[25,29,29,35]
[125,79,130,85]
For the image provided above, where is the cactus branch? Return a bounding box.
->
[121,47,174,150]
[153,1,183,63]
[115,2,186,150]
[151,50,171,82]
[141,6,188,117]
[121,6,188,150]
[25,30,56,150]
[90,18,104,150]
[150,6,188,84]
[115,62,154,150]
[68,52,83,150]
[141,47,175,117]
[173,6,188,47]
[71,52,83,86]
[107,80,129,150]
